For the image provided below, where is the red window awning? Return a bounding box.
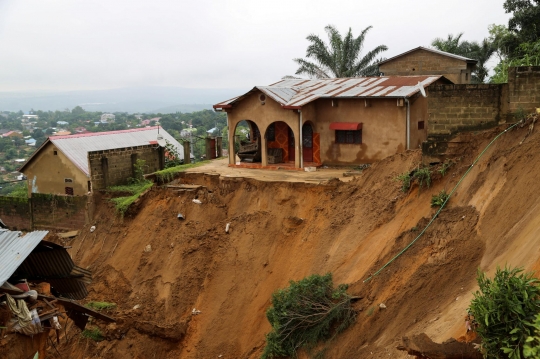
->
[329,122,362,130]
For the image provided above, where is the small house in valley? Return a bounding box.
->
[214,75,451,169]
[19,127,183,196]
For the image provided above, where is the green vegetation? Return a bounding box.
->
[431,1,539,84]
[395,172,412,192]
[438,161,453,177]
[109,181,153,214]
[469,266,540,359]
[3,182,28,198]
[154,160,211,183]
[431,190,449,207]
[81,327,104,341]
[292,25,388,78]
[524,313,540,358]
[86,301,117,311]
[261,273,356,359]
[413,167,432,191]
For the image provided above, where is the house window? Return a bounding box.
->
[65,187,74,196]
[266,123,276,141]
[64,178,73,183]
[53,150,57,155]
[418,121,425,130]
[335,130,362,144]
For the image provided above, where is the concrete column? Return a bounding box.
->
[228,120,236,165]
[294,127,301,168]
[183,141,191,164]
[261,135,268,166]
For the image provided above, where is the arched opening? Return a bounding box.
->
[234,120,262,163]
[264,121,293,164]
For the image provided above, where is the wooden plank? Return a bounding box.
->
[58,231,79,239]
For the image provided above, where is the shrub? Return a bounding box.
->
[413,167,432,190]
[81,328,104,341]
[86,301,116,311]
[469,267,540,359]
[261,273,356,359]
[431,190,449,207]
[524,313,540,358]
[438,161,453,177]
[395,172,412,192]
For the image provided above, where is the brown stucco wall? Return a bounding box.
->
[227,91,301,167]
[313,98,408,165]
[409,96,429,149]
[88,145,163,190]
[22,141,89,196]
[379,49,474,84]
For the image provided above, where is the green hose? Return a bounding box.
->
[363,122,521,283]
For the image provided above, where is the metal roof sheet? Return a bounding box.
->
[214,75,442,110]
[0,230,49,287]
[23,126,183,176]
[378,46,478,65]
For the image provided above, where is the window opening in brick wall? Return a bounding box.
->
[64,178,73,183]
[53,150,57,155]
[418,121,425,130]
[65,187,74,195]
[335,130,362,144]
[87,181,92,193]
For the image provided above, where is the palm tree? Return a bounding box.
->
[293,25,388,78]
[431,34,495,83]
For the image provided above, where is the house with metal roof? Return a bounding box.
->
[214,75,451,169]
[378,46,478,84]
[19,126,183,196]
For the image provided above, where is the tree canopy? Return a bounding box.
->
[293,25,388,78]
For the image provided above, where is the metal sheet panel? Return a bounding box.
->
[50,126,183,176]
[0,230,49,287]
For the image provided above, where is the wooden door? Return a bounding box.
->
[302,123,313,162]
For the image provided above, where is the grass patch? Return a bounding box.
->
[108,180,153,214]
[154,160,212,183]
[431,190,449,207]
[413,167,432,191]
[438,160,453,177]
[81,328,104,341]
[395,172,412,192]
[86,301,117,311]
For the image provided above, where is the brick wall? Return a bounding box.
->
[508,66,540,113]
[0,197,31,231]
[88,145,163,190]
[31,194,90,231]
[0,194,91,231]
[427,84,504,135]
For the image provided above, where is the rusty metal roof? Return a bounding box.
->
[20,126,183,176]
[213,75,443,110]
[378,46,478,65]
[0,230,49,287]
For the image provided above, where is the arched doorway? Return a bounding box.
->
[265,121,292,164]
[234,120,261,163]
[302,123,313,162]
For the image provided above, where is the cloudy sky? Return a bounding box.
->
[0,0,511,92]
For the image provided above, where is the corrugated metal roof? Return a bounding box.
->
[14,240,90,300]
[378,46,478,65]
[0,230,49,287]
[20,126,183,176]
[214,75,443,109]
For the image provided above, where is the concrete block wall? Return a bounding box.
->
[427,84,503,135]
[0,196,32,231]
[508,66,540,113]
[89,145,163,190]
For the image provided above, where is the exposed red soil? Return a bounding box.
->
[44,122,540,359]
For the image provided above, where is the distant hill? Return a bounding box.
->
[0,86,244,113]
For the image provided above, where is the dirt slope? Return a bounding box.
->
[53,122,540,359]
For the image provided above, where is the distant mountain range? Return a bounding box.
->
[0,86,244,113]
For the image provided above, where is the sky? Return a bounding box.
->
[0,0,511,92]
